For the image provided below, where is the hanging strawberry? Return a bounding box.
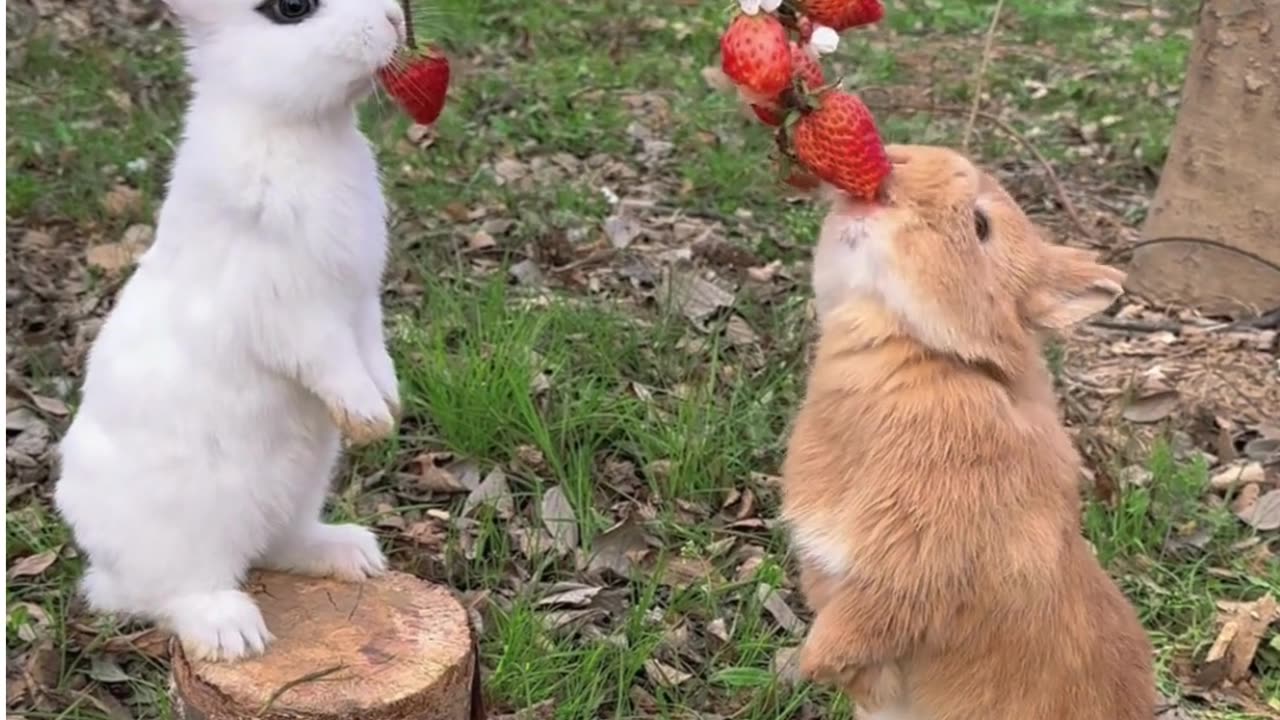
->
[378,0,451,125]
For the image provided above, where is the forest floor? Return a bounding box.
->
[5,1,1278,718]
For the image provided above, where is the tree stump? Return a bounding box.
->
[1128,0,1280,318]
[170,571,480,720]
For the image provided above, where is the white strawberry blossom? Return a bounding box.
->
[809,25,840,54]
[738,0,781,14]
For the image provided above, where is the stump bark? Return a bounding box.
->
[1128,0,1280,317]
[170,571,479,720]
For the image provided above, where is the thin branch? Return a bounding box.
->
[256,664,346,717]
[400,0,416,50]
[963,0,1006,151]
[872,99,1093,240]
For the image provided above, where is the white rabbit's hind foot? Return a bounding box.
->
[163,590,273,662]
[259,523,387,583]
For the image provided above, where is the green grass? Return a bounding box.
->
[7,0,1278,718]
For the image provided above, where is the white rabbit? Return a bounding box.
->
[54,0,408,662]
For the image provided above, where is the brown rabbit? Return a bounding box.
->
[781,144,1155,720]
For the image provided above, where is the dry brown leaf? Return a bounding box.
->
[101,184,143,217]
[414,452,479,494]
[8,548,59,579]
[663,268,734,327]
[462,468,514,518]
[1209,461,1265,491]
[535,582,602,609]
[1122,389,1179,423]
[540,485,579,554]
[1195,594,1280,686]
[468,230,497,251]
[29,394,69,416]
[100,627,171,660]
[772,646,803,686]
[1240,489,1280,531]
[586,516,649,578]
[661,556,717,589]
[756,584,805,635]
[1231,483,1262,523]
[644,658,693,688]
[604,214,642,249]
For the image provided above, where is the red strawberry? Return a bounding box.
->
[752,104,785,126]
[720,13,792,99]
[748,43,825,127]
[379,49,451,126]
[793,91,891,200]
[790,42,825,91]
[800,0,884,31]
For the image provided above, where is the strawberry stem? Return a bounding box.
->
[401,0,417,51]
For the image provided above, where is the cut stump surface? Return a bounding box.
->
[170,570,476,720]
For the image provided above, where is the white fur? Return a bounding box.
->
[814,203,957,352]
[54,0,405,662]
[788,518,855,577]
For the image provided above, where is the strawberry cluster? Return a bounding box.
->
[378,0,451,126]
[715,0,890,201]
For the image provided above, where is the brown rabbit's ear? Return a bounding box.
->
[1026,246,1126,330]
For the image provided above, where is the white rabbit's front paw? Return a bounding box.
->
[326,398,396,446]
[261,523,387,582]
[165,590,273,662]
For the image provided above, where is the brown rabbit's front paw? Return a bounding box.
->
[798,636,852,685]
[328,404,396,447]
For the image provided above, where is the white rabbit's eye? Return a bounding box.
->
[256,0,319,24]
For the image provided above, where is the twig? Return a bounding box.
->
[347,582,366,622]
[400,0,416,50]
[256,664,346,717]
[1113,235,1280,276]
[871,99,1093,240]
[963,0,1006,151]
[1088,318,1183,334]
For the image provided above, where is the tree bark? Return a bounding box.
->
[170,571,481,720]
[1128,0,1280,318]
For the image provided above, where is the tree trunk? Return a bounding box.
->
[1128,0,1280,318]
[170,571,482,720]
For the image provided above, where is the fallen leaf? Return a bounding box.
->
[603,214,642,249]
[99,627,171,660]
[1209,461,1265,491]
[663,269,734,327]
[468,230,497,251]
[756,584,805,635]
[540,485,579,554]
[462,468,514,518]
[8,548,59,579]
[88,656,132,683]
[414,452,479,494]
[1195,595,1280,686]
[535,582,602,609]
[86,242,144,272]
[644,658,693,688]
[29,395,69,416]
[1232,483,1262,523]
[1241,489,1280,531]
[100,184,143,217]
[772,646,804,686]
[23,639,61,696]
[586,516,649,578]
[706,617,731,646]
[660,556,717,589]
[1122,389,1179,423]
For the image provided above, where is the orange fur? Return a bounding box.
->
[782,145,1154,720]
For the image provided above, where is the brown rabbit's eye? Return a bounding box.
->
[974,208,991,243]
[257,0,318,24]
